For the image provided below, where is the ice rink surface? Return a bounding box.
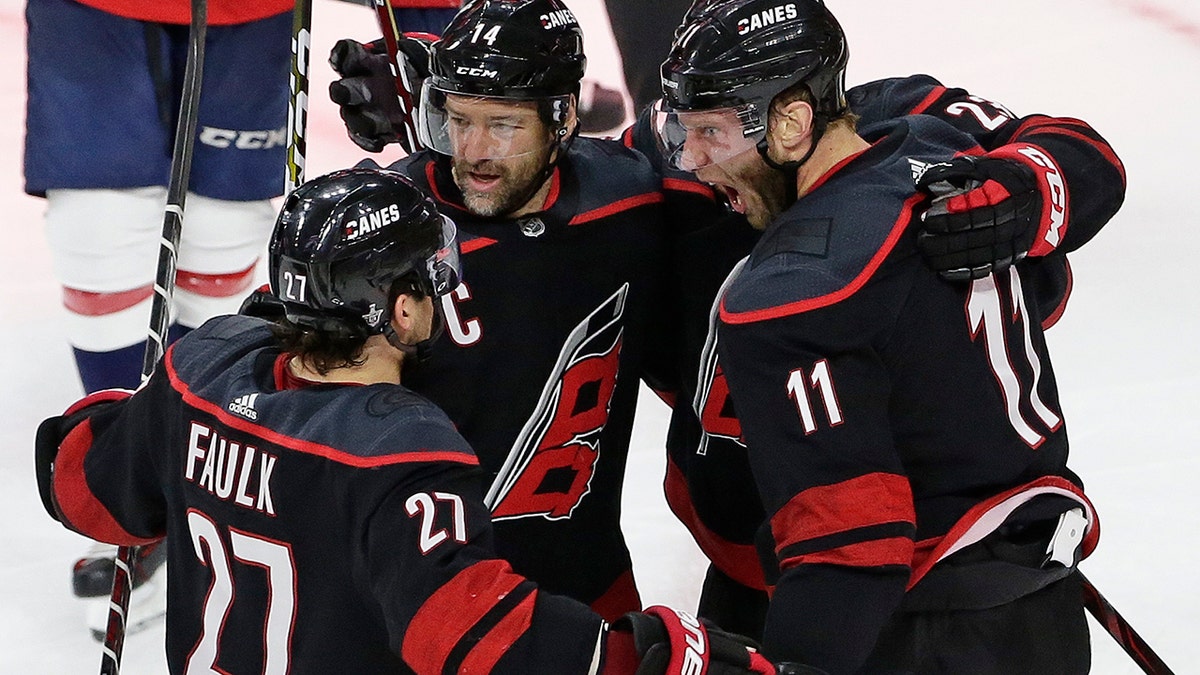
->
[1,0,1197,672]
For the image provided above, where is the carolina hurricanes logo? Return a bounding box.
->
[694,259,749,454]
[486,285,628,521]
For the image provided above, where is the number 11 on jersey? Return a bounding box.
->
[787,359,844,435]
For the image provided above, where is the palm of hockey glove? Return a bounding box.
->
[609,605,775,675]
[916,144,1069,281]
[35,391,132,522]
[328,36,432,153]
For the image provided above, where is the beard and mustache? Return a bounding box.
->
[450,144,555,218]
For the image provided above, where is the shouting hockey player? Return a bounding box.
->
[34,167,776,675]
[655,0,1107,672]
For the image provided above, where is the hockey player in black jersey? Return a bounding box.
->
[636,64,1126,649]
[656,1,1107,672]
[33,167,776,675]
[329,0,680,621]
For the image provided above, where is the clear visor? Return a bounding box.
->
[652,100,765,171]
[425,215,462,297]
[418,82,572,162]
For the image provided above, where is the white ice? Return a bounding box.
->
[1,0,1196,673]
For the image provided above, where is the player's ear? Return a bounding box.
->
[392,293,418,338]
[768,99,815,160]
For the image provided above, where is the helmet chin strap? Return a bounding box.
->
[757,114,828,206]
[384,301,447,364]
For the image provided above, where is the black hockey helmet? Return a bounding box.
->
[268,168,461,340]
[418,0,586,158]
[655,0,848,170]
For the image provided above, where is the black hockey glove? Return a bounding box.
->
[916,143,1069,281]
[35,391,132,523]
[328,35,432,153]
[607,605,776,674]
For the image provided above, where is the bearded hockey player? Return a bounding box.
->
[34,167,777,675]
[637,43,1125,652]
[656,0,1105,672]
[331,0,678,620]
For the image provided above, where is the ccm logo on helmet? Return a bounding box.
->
[737,3,799,35]
[540,8,577,29]
[456,65,499,79]
[344,204,403,241]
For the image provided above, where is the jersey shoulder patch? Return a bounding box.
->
[720,118,977,324]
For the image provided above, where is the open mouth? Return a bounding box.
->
[716,184,746,214]
[466,170,503,193]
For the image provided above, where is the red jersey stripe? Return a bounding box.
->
[165,347,480,469]
[588,568,641,622]
[721,191,925,324]
[402,560,528,673]
[568,192,664,226]
[664,458,766,590]
[908,85,949,115]
[771,472,915,551]
[458,592,537,673]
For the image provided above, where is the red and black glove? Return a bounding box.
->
[35,390,132,522]
[606,605,776,675]
[328,34,434,153]
[916,143,1069,281]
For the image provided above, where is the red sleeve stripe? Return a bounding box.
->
[63,285,153,316]
[908,85,949,115]
[662,177,716,200]
[568,191,664,226]
[722,191,923,324]
[165,349,480,469]
[458,592,537,673]
[1022,125,1127,185]
[770,472,914,551]
[779,535,914,570]
[176,263,257,299]
[664,458,766,590]
[402,560,532,673]
[53,419,160,546]
[588,568,642,622]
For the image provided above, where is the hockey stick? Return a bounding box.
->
[98,2,207,674]
[1080,573,1176,675]
[286,0,314,192]
[370,0,423,152]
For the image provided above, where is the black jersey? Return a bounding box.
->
[622,75,1124,624]
[384,138,670,619]
[715,116,1098,671]
[48,316,605,674]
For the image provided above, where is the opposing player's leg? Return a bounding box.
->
[174,194,274,329]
